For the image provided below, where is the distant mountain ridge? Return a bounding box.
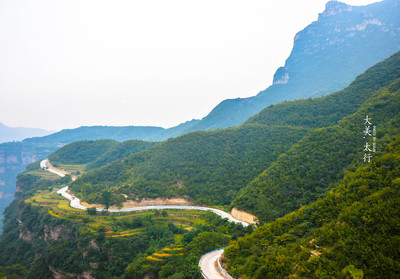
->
[0,120,199,231]
[0,122,52,144]
[1,0,399,233]
[184,0,400,132]
[23,119,200,144]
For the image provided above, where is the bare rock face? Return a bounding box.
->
[44,224,71,240]
[49,266,95,279]
[17,218,36,242]
[319,1,353,19]
[89,239,100,250]
[19,229,35,242]
[0,141,58,231]
[183,0,400,132]
[273,67,290,85]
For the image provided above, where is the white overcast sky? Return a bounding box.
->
[0,0,379,131]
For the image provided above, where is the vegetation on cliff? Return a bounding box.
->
[233,75,400,223]
[224,137,400,278]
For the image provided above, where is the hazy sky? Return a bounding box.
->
[0,0,380,131]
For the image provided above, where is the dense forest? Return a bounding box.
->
[0,161,253,279]
[70,125,309,206]
[234,76,400,223]
[224,136,400,278]
[48,139,157,170]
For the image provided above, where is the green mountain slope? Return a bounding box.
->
[86,140,159,170]
[70,51,400,211]
[70,125,309,206]
[1,49,400,279]
[224,136,400,279]
[233,76,400,223]
[0,162,251,279]
[0,122,195,231]
[48,139,119,166]
[47,139,157,170]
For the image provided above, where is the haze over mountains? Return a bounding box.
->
[0,123,52,144]
[184,0,400,132]
[1,39,399,279]
[1,0,400,233]
[0,1,400,278]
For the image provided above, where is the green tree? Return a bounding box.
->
[87,207,97,215]
[101,190,111,210]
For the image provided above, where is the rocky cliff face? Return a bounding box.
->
[185,0,400,132]
[0,142,58,231]
[277,0,400,98]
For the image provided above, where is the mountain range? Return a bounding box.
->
[183,0,400,132]
[0,2,400,277]
[1,0,400,234]
[0,123,53,144]
[0,48,399,278]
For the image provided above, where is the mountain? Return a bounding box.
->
[184,0,400,132]
[0,123,52,144]
[0,141,58,233]
[48,139,157,170]
[0,52,399,279]
[69,51,400,210]
[23,121,199,145]
[2,0,399,234]
[224,132,400,278]
[70,125,308,206]
[0,122,198,232]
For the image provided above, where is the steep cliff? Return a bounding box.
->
[0,142,58,231]
[185,0,400,132]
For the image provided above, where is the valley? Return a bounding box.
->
[0,1,400,278]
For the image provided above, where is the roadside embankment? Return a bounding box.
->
[231,207,257,225]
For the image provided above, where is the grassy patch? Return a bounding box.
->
[342,265,364,279]
[25,169,60,181]
[56,164,86,175]
[146,256,163,261]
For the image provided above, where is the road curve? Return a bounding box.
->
[43,159,249,226]
[40,159,66,177]
[43,159,246,278]
[199,249,226,279]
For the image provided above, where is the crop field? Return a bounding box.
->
[27,187,207,238]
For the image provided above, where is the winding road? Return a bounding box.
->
[42,159,248,278]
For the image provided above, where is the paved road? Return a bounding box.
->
[43,159,248,226]
[199,249,226,279]
[44,159,247,278]
[41,159,66,177]
[57,185,249,227]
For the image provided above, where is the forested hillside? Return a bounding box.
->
[0,51,399,279]
[48,139,157,170]
[70,52,400,212]
[0,161,252,279]
[224,135,400,279]
[70,125,309,206]
[233,76,400,223]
